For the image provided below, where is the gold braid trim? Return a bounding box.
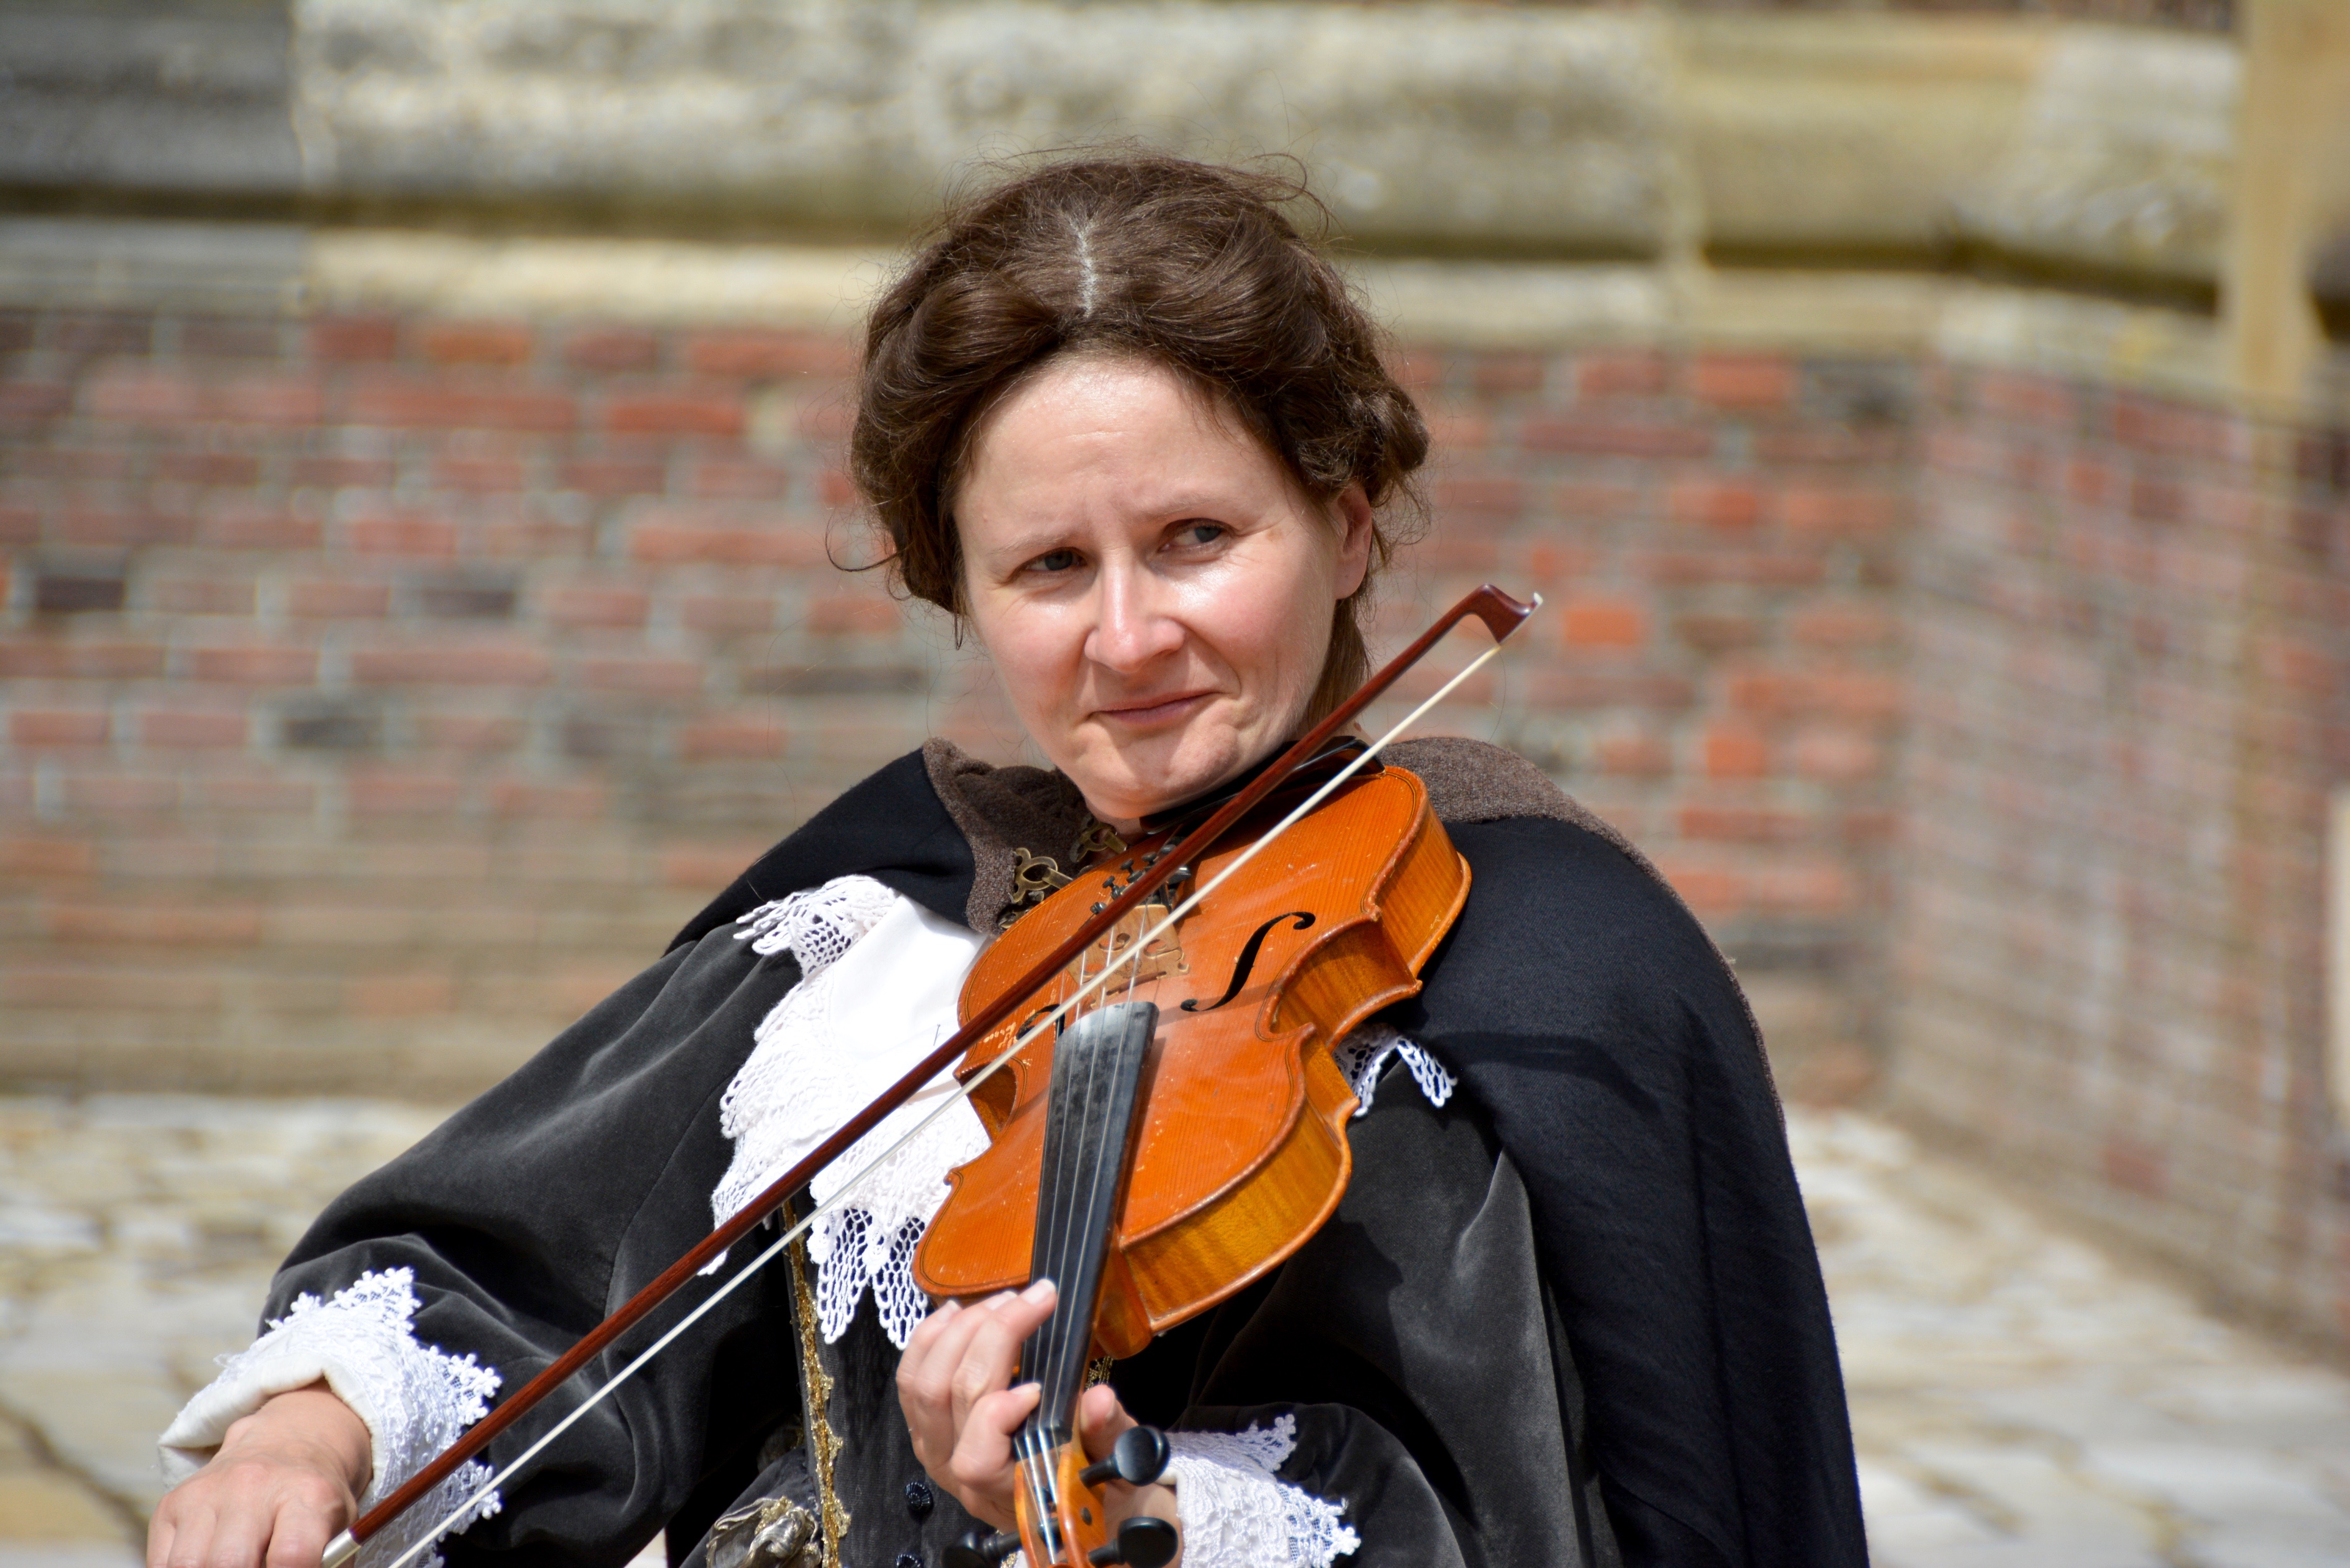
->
[786,1220,851,1566]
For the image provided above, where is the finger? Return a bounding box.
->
[159,1502,214,1568]
[947,1382,1042,1525]
[203,1495,273,1568]
[263,1493,337,1568]
[948,1281,1056,1435]
[899,1297,963,1366]
[900,1296,1015,1460]
[146,1512,177,1568]
[1077,1382,1136,1462]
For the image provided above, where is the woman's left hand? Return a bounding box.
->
[896,1283,1181,1557]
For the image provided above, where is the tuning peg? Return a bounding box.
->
[1078,1424,1171,1490]
[944,1528,1020,1568]
[1086,1516,1179,1568]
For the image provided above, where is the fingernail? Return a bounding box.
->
[939,1299,963,1315]
[1023,1277,1057,1302]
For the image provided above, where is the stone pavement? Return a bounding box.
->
[2,1097,2346,1568]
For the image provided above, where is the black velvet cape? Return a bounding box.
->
[268,743,1866,1568]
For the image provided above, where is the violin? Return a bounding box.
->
[920,747,1470,1568]
[323,584,1537,1568]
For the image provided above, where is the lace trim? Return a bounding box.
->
[157,1267,502,1568]
[713,877,988,1349]
[1168,1414,1360,1568]
[1332,1023,1455,1117]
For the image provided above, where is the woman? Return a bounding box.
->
[148,156,1866,1568]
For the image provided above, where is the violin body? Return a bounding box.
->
[914,763,1469,1355]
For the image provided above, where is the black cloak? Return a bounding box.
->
[267,739,1865,1568]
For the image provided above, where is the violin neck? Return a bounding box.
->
[1015,1000,1156,1451]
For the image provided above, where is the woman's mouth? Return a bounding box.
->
[1095,691,1213,729]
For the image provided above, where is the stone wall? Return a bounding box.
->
[1890,364,2350,1342]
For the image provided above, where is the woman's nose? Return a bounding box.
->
[1085,561,1185,674]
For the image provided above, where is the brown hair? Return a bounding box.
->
[850,152,1429,718]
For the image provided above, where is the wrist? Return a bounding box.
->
[227,1382,374,1495]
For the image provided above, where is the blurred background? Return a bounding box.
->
[3,0,2349,1563]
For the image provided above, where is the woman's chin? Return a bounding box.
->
[1068,727,1257,824]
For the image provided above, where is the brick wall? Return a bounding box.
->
[1891,365,2350,1341]
[0,305,1909,1097]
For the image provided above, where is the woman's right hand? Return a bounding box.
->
[148,1382,373,1568]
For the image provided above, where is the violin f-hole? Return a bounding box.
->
[1180,910,1314,1013]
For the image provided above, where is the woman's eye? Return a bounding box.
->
[1170,521,1227,549]
[1028,548,1081,574]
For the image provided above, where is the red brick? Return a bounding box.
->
[662,842,769,888]
[1470,353,1547,395]
[195,506,322,550]
[573,655,702,696]
[603,390,745,438]
[52,314,151,354]
[347,771,465,814]
[347,971,458,1017]
[190,775,316,812]
[309,315,401,361]
[433,456,527,492]
[1791,729,1880,782]
[349,514,459,557]
[82,369,322,425]
[60,773,178,813]
[1560,598,1646,649]
[819,469,859,508]
[629,515,825,567]
[1431,476,1523,521]
[417,713,524,752]
[1691,354,1796,408]
[1791,604,1896,647]
[1702,724,1769,779]
[1678,804,1809,843]
[289,579,391,619]
[683,330,857,379]
[1667,479,1762,529]
[0,837,99,878]
[290,456,397,489]
[1650,858,1743,917]
[1781,485,1904,535]
[481,516,594,559]
[48,900,262,945]
[679,717,789,760]
[543,584,650,628]
[1748,863,1855,916]
[1423,411,1491,452]
[1644,550,1826,586]
[1976,371,2076,427]
[1752,428,1906,464]
[54,508,194,546]
[138,709,248,747]
[184,644,317,684]
[4,964,220,1010]
[1674,614,1765,653]
[418,320,535,366]
[180,318,284,358]
[487,777,609,818]
[0,383,71,424]
[1550,482,1643,521]
[9,710,110,746]
[149,578,256,615]
[559,458,668,495]
[351,644,552,686]
[154,452,262,486]
[1520,417,1712,458]
[1573,352,1668,400]
[343,374,577,431]
[0,641,166,678]
[1593,724,1670,777]
[681,594,777,633]
[805,595,902,637]
[690,459,790,499]
[564,327,662,372]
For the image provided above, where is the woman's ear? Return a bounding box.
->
[1333,483,1375,599]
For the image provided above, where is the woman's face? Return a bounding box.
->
[954,355,1374,831]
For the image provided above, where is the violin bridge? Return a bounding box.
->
[1087,903,1186,989]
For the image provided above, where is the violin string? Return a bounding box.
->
[378,630,1525,1568]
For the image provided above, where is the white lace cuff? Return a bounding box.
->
[157,1267,503,1568]
[1167,1414,1360,1568]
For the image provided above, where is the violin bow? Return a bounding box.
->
[326,583,1538,1568]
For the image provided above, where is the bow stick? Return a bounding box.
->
[326,583,1538,1568]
